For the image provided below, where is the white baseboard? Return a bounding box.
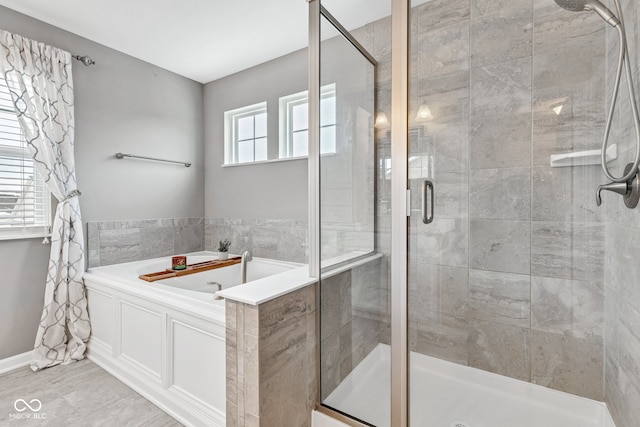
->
[0,351,32,375]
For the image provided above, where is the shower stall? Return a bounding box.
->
[311,0,639,426]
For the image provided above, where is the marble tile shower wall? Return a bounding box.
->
[603,1,640,426]
[404,0,607,401]
[87,218,205,268]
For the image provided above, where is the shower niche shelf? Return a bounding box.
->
[550,144,617,168]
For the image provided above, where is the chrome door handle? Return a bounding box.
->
[422,180,434,224]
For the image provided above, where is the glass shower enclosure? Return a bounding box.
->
[313,0,619,426]
[311,3,390,426]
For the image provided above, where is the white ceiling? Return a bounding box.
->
[0,0,393,84]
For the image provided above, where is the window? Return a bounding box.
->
[224,102,268,164]
[0,79,51,238]
[279,84,336,158]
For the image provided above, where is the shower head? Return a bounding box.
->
[554,0,590,11]
[554,0,620,27]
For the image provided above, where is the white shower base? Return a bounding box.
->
[320,344,616,427]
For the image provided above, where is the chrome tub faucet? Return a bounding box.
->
[241,251,252,284]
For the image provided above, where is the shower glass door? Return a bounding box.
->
[315,2,392,426]
[407,1,471,422]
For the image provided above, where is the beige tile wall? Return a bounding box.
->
[87,218,205,267]
[319,259,387,401]
[225,285,317,427]
[205,218,308,264]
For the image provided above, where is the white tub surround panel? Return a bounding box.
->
[84,276,226,427]
[83,251,307,427]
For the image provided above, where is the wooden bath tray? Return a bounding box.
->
[139,256,242,282]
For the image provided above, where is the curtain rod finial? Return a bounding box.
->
[73,55,95,66]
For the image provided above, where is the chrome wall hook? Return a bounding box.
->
[596,163,640,208]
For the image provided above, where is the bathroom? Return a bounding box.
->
[0,0,639,426]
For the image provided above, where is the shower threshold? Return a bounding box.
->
[321,344,615,427]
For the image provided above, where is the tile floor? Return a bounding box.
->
[0,359,181,426]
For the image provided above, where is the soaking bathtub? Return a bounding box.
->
[83,252,303,427]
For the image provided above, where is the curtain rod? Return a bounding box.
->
[2,28,95,66]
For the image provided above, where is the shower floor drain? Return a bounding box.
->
[450,421,471,427]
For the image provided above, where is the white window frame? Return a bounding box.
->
[0,82,51,240]
[223,102,268,165]
[279,84,336,159]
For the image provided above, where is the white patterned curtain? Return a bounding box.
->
[0,30,90,371]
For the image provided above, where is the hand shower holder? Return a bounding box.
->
[596,163,640,208]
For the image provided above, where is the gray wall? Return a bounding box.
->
[0,240,50,359]
[0,6,204,359]
[204,49,308,221]
[604,1,640,426]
